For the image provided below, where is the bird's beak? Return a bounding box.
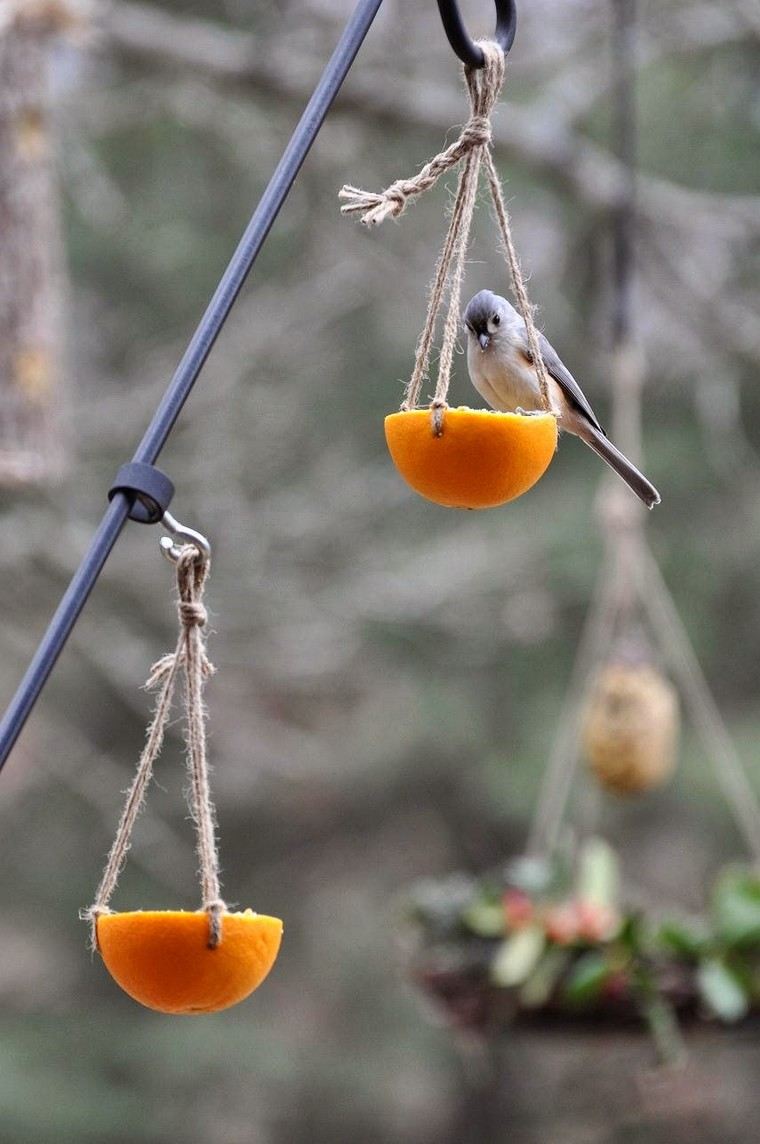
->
[478,332,490,351]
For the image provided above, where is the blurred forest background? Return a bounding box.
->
[0,0,759,1141]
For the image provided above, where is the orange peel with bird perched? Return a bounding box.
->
[384,406,557,509]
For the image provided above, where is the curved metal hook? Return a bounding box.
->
[160,510,211,565]
[436,0,517,69]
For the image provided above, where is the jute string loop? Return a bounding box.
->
[83,545,226,950]
[339,41,551,426]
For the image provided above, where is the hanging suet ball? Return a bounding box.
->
[582,662,679,795]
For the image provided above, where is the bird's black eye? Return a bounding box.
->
[492,313,501,326]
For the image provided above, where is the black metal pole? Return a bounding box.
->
[0,0,385,771]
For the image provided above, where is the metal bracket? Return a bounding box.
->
[108,462,175,525]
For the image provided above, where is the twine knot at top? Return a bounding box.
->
[175,546,212,633]
[384,183,409,215]
[179,600,208,628]
[462,114,492,148]
[339,40,507,228]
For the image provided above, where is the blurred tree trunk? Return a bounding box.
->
[0,9,65,485]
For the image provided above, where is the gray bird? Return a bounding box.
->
[463,290,660,508]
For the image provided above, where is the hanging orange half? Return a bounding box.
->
[97,910,283,1015]
[384,407,558,509]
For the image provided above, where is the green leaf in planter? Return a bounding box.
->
[657,918,710,960]
[520,947,571,1008]
[712,868,760,949]
[617,912,645,954]
[697,958,750,1022]
[464,899,506,938]
[576,837,619,910]
[491,925,545,988]
[563,951,611,1005]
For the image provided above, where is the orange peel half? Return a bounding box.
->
[384,406,558,509]
[96,910,283,1014]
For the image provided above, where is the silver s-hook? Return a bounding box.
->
[160,510,211,565]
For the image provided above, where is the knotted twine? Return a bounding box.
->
[83,545,226,951]
[340,41,551,433]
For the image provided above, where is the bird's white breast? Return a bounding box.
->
[467,333,546,414]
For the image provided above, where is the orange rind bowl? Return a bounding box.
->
[384,406,558,509]
[96,909,283,1015]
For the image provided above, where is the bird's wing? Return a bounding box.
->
[521,328,605,436]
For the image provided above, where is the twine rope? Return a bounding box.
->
[527,403,760,868]
[84,546,226,949]
[639,545,760,865]
[427,146,482,429]
[482,149,550,407]
[339,42,550,424]
[338,112,493,227]
[525,546,624,859]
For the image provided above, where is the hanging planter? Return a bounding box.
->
[401,841,760,1061]
[341,43,557,510]
[582,661,679,796]
[83,525,283,1014]
[385,407,557,509]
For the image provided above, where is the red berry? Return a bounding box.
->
[543,901,580,945]
[503,889,534,930]
[575,900,621,943]
[602,969,629,1000]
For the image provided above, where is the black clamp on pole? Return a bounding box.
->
[108,462,175,525]
[436,0,517,69]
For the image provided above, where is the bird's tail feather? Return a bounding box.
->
[579,425,660,509]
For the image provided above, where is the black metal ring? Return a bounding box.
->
[108,462,175,525]
[436,0,517,69]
